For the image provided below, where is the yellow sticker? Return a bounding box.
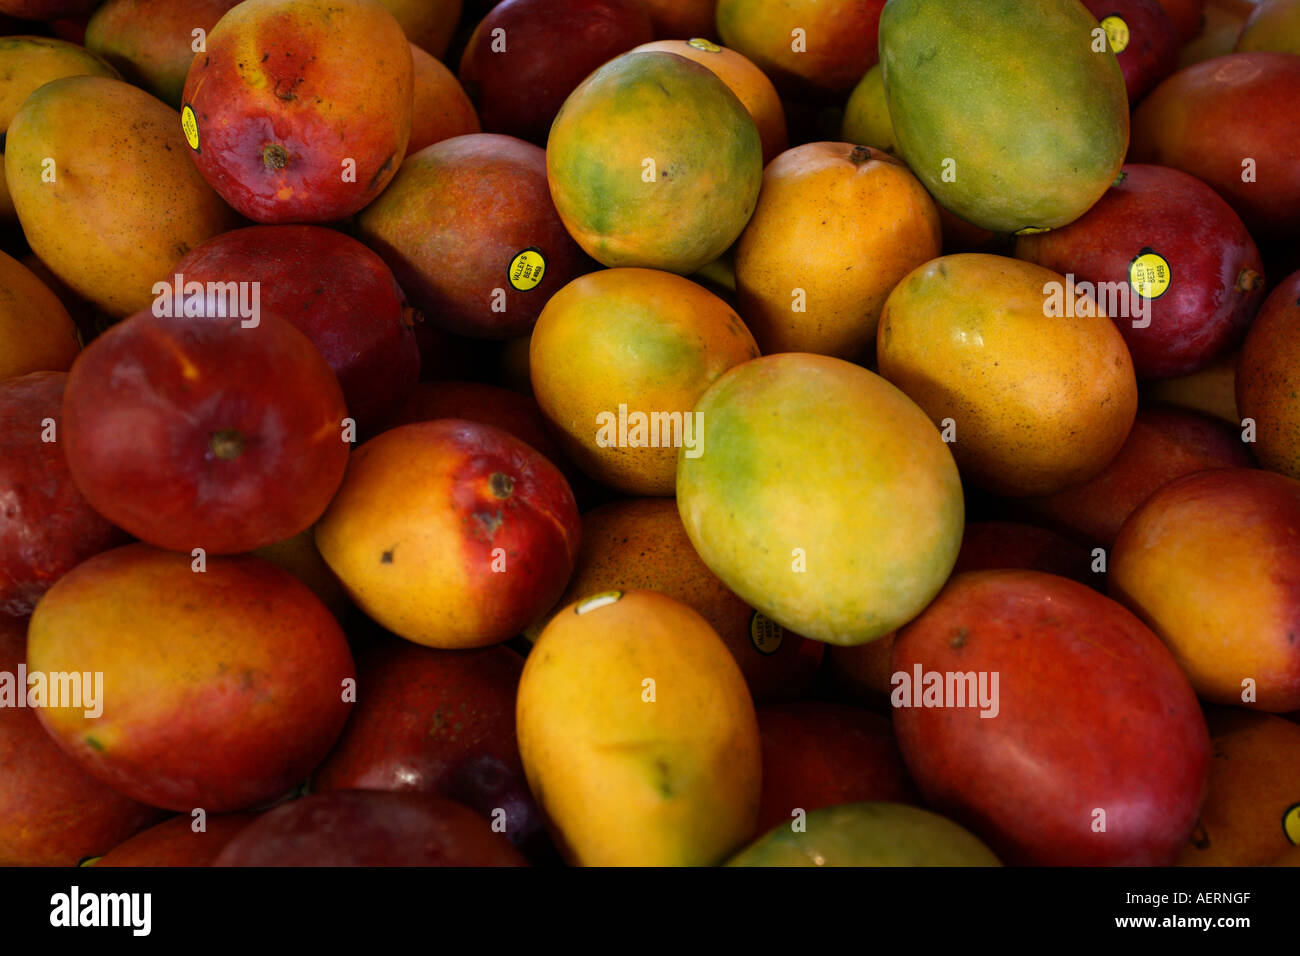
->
[1129,248,1172,299]
[1284,803,1300,845]
[1101,15,1131,54]
[181,105,200,151]
[575,590,622,615]
[687,38,722,53]
[749,611,784,655]
[1014,226,1052,236]
[508,248,546,292]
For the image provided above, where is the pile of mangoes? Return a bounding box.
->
[1,0,1299,868]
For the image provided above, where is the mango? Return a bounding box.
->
[529,498,824,703]
[5,75,237,318]
[0,250,79,381]
[733,142,940,360]
[529,267,759,495]
[878,254,1138,497]
[0,35,118,220]
[84,0,241,107]
[727,803,1001,867]
[879,0,1128,234]
[676,353,964,646]
[517,589,760,866]
[546,50,761,274]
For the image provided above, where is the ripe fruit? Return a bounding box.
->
[631,38,787,165]
[1020,405,1253,547]
[94,813,257,866]
[379,0,462,58]
[5,75,237,317]
[1110,468,1300,712]
[715,0,886,97]
[1081,0,1180,102]
[728,803,1001,867]
[315,420,581,649]
[182,0,413,222]
[170,225,421,435]
[529,267,759,495]
[893,570,1210,866]
[546,50,762,274]
[84,0,242,107]
[0,250,80,382]
[312,639,543,853]
[677,353,964,646]
[733,142,940,360]
[0,616,158,865]
[518,589,761,866]
[1236,269,1300,479]
[878,254,1138,497]
[755,703,916,834]
[531,498,824,702]
[841,64,896,154]
[63,309,349,556]
[407,43,479,156]
[0,372,124,617]
[1015,165,1265,380]
[1131,52,1300,238]
[1237,0,1300,54]
[28,544,355,812]
[459,0,653,145]
[213,791,527,866]
[0,35,118,220]
[358,134,591,340]
[880,0,1128,233]
[1178,709,1300,866]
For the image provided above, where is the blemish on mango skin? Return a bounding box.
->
[474,510,504,536]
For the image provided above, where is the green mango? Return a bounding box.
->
[726,802,1001,867]
[880,0,1128,234]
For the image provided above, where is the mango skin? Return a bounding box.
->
[379,0,462,58]
[728,802,1001,867]
[676,353,964,646]
[631,39,787,166]
[1237,270,1300,479]
[880,0,1128,233]
[1130,52,1300,239]
[546,51,762,274]
[733,142,940,361]
[1177,709,1300,866]
[841,64,896,154]
[877,254,1138,497]
[5,75,238,318]
[517,589,760,866]
[0,250,80,381]
[0,615,159,866]
[1110,468,1300,712]
[84,0,242,107]
[27,544,356,812]
[315,420,581,649]
[0,35,119,220]
[528,498,825,703]
[182,0,413,223]
[715,0,887,97]
[93,812,257,866]
[1237,0,1300,55]
[529,267,760,495]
